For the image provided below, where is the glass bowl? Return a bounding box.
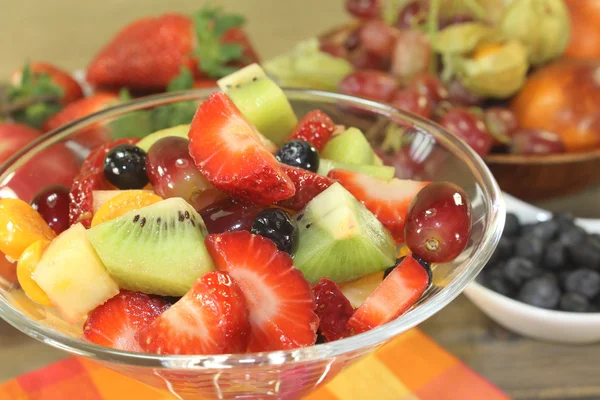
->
[0,89,504,399]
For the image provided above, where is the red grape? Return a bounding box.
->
[31,184,70,235]
[396,1,429,28]
[346,0,381,19]
[390,88,433,118]
[319,42,347,58]
[390,30,432,78]
[349,48,389,70]
[483,107,519,145]
[510,129,566,155]
[343,28,361,52]
[146,137,224,210]
[339,70,400,102]
[439,108,493,156]
[200,198,265,234]
[359,20,398,57]
[447,79,484,107]
[408,72,449,106]
[405,182,472,263]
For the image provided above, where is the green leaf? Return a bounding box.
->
[119,88,132,102]
[213,14,245,37]
[219,43,244,62]
[12,102,62,129]
[167,67,194,92]
[150,101,198,132]
[20,64,32,86]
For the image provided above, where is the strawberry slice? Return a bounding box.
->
[313,278,354,342]
[327,169,429,243]
[83,291,170,352]
[288,110,336,152]
[276,165,334,211]
[347,255,430,334]
[69,138,139,228]
[137,271,250,355]
[205,231,318,352]
[188,92,295,205]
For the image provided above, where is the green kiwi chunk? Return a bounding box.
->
[136,124,189,152]
[317,159,396,180]
[321,127,378,165]
[87,198,214,296]
[218,64,298,145]
[293,183,396,284]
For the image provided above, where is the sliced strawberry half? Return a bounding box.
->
[83,291,170,352]
[69,138,139,228]
[205,231,318,352]
[188,92,295,205]
[347,255,430,334]
[276,165,334,211]
[313,278,354,342]
[327,169,429,243]
[137,271,250,355]
[288,110,336,152]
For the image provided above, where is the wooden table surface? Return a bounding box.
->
[1,1,600,399]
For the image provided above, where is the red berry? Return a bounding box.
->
[205,231,318,352]
[288,110,337,152]
[390,88,433,118]
[484,107,519,146]
[138,271,250,355]
[188,92,295,205]
[439,108,493,157]
[409,72,449,105]
[349,48,389,70]
[313,278,354,342]
[404,182,472,263]
[83,291,170,352]
[359,20,398,58]
[339,70,399,102]
[277,165,335,211]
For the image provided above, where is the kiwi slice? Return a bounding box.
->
[317,159,396,180]
[87,198,214,296]
[136,124,189,152]
[293,183,396,284]
[218,63,298,146]
[321,127,378,165]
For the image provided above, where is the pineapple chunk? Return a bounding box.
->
[32,223,119,323]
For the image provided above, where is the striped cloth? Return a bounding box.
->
[0,329,508,400]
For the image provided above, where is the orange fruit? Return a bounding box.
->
[472,43,504,61]
[17,239,52,306]
[91,190,163,227]
[0,198,55,260]
[398,245,410,258]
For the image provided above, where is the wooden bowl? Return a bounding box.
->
[484,150,600,201]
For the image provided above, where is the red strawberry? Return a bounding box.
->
[313,278,354,342]
[83,291,170,352]
[205,231,318,352]
[276,165,334,211]
[288,110,336,152]
[138,271,250,355]
[69,138,139,228]
[11,62,84,105]
[188,92,295,205]
[193,79,218,89]
[87,14,196,90]
[42,93,118,133]
[222,27,261,67]
[347,255,430,334]
[327,169,429,243]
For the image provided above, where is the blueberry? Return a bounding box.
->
[501,257,541,287]
[520,223,536,236]
[503,213,521,237]
[103,144,149,189]
[517,275,561,309]
[559,292,590,313]
[489,236,514,264]
[552,212,575,229]
[558,224,587,249]
[383,256,406,279]
[514,236,545,265]
[542,241,566,270]
[251,209,299,254]
[275,140,320,172]
[483,268,515,297]
[570,236,600,269]
[531,220,559,241]
[564,269,600,299]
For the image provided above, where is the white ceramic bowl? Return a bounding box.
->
[464,193,600,344]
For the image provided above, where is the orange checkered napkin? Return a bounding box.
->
[0,329,508,400]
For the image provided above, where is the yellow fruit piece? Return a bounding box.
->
[17,240,52,306]
[91,190,163,227]
[0,198,56,260]
[472,43,504,61]
[398,245,410,258]
[339,271,385,309]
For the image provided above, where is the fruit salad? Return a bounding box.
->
[0,64,473,355]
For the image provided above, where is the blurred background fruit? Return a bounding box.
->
[564,0,600,59]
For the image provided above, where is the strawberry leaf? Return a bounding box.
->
[167,67,194,92]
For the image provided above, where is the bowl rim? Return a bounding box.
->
[485,148,600,165]
[0,88,505,369]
